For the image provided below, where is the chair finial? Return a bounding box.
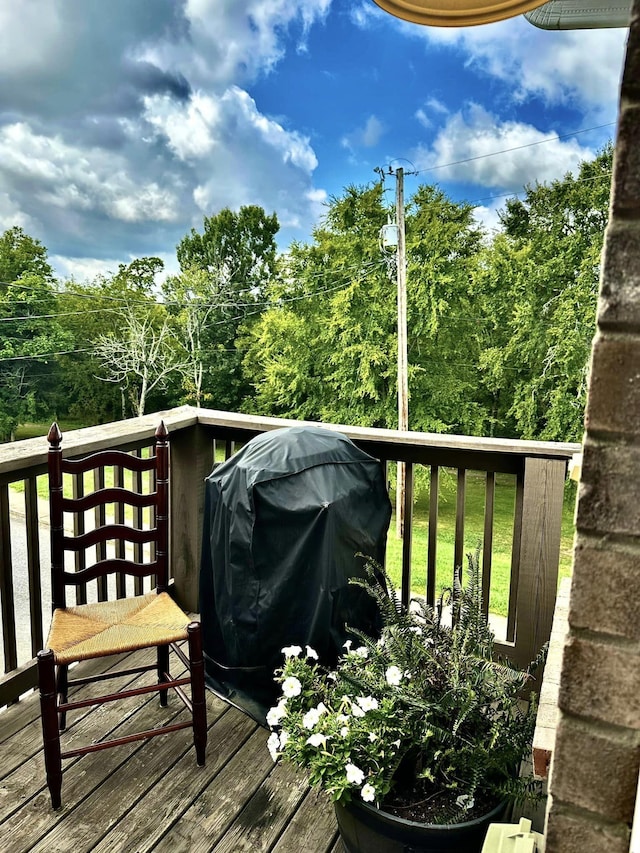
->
[48,423,62,446]
[155,420,169,440]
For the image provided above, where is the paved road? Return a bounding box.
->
[5,490,52,671]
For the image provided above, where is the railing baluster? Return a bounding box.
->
[73,472,87,605]
[114,464,126,598]
[507,469,525,643]
[25,477,44,656]
[133,449,144,595]
[482,471,495,616]
[401,462,414,610]
[0,483,18,673]
[454,468,466,579]
[94,467,107,601]
[426,464,439,606]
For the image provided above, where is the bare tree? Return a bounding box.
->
[95,311,184,417]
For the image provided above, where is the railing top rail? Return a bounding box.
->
[194,408,582,461]
[1,405,581,483]
[0,406,198,479]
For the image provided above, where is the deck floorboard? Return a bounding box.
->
[0,651,339,852]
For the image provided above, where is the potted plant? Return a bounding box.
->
[265,549,545,853]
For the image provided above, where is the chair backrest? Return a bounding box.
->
[47,421,170,610]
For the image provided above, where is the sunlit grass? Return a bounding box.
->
[385,469,575,617]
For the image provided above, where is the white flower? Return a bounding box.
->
[368,732,378,742]
[327,672,338,681]
[306,732,329,748]
[279,730,290,748]
[356,696,379,713]
[267,731,280,762]
[303,707,322,729]
[346,763,365,785]
[340,726,350,738]
[343,640,353,652]
[282,645,303,658]
[354,646,369,658]
[409,626,423,636]
[337,714,350,724]
[456,794,475,811]
[361,783,376,802]
[385,665,403,686]
[305,645,319,660]
[266,701,287,728]
[351,704,365,718]
[282,676,302,698]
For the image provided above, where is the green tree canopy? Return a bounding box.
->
[172,206,280,410]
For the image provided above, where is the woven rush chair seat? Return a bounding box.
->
[47,591,192,665]
[37,421,207,810]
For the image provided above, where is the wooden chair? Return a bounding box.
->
[38,421,207,809]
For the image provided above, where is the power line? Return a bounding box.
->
[467,169,613,207]
[0,259,388,324]
[412,122,615,177]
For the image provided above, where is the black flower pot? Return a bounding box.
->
[334,796,508,853]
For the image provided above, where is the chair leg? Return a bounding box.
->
[187,622,207,766]
[57,663,68,731]
[38,650,63,810]
[157,644,169,706]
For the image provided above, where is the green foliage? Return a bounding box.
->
[174,205,280,411]
[269,548,543,822]
[477,146,612,441]
[0,229,67,440]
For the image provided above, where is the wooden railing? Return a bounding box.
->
[0,405,580,707]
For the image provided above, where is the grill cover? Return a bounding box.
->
[199,425,391,725]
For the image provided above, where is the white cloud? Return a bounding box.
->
[415,97,449,129]
[0,123,180,223]
[142,92,222,160]
[415,16,625,114]
[341,115,386,151]
[412,104,595,189]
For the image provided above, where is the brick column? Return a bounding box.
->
[545,5,640,851]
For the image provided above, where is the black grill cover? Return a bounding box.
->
[199,425,391,725]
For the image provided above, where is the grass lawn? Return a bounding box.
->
[384,469,575,617]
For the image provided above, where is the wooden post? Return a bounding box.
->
[513,457,566,668]
[169,423,213,613]
[396,166,409,538]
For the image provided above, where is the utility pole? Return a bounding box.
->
[395,167,409,539]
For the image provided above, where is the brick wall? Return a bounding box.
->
[545,5,640,850]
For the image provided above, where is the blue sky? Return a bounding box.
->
[0,1,628,281]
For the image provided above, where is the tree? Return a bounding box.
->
[94,311,184,417]
[0,226,53,283]
[475,145,612,441]
[56,257,179,422]
[0,229,67,440]
[243,182,484,434]
[174,206,280,410]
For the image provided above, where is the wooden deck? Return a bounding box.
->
[0,648,344,852]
